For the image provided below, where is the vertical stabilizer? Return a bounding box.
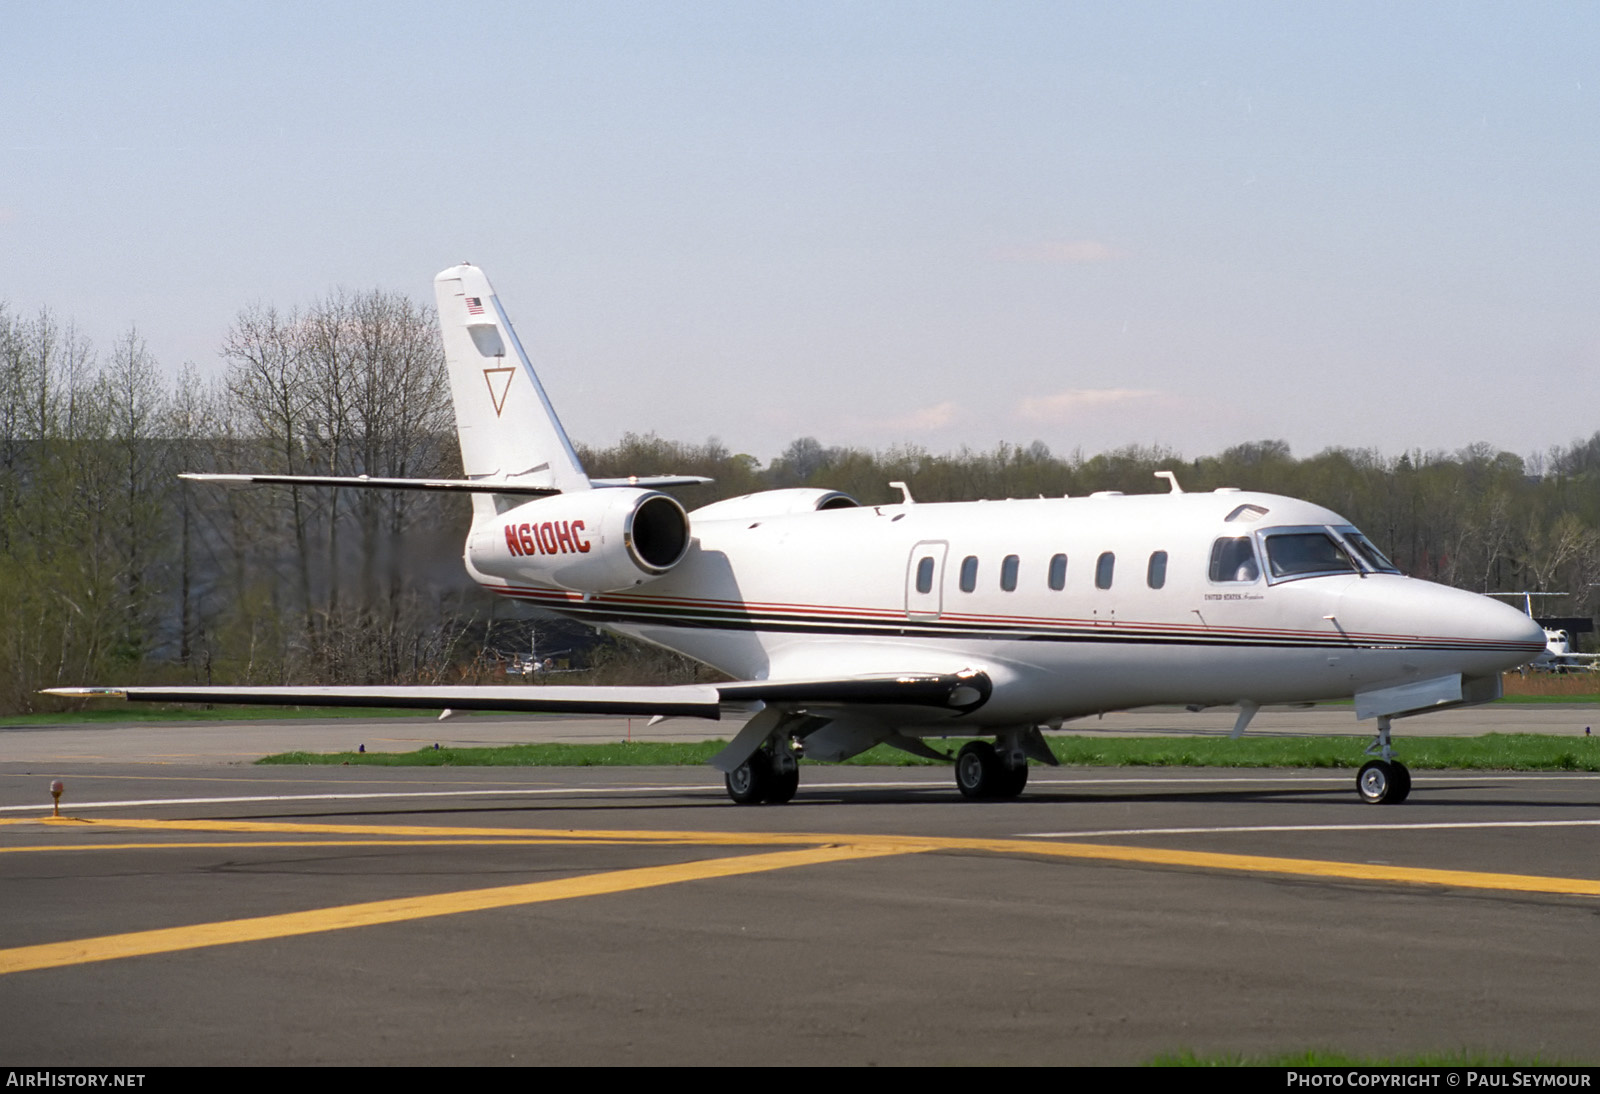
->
[434,265,591,499]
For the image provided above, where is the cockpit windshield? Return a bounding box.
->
[1262,531,1359,578]
[1258,526,1403,581]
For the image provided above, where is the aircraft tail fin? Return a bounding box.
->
[433,265,592,506]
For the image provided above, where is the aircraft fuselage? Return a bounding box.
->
[466,488,1543,734]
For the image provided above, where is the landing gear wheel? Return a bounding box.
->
[994,761,1029,800]
[955,741,1000,799]
[1357,759,1410,805]
[764,761,800,805]
[726,751,772,804]
[1389,761,1411,804]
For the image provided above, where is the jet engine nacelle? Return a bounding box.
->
[468,488,691,593]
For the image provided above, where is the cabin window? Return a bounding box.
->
[1048,553,1067,590]
[959,555,978,592]
[1147,551,1168,589]
[1095,552,1115,590]
[915,556,935,594]
[1209,537,1259,582]
[1000,555,1019,592]
[1263,532,1358,578]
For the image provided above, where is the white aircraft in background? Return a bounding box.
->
[49,265,1547,806]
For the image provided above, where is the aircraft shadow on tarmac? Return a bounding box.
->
[212,780,1596,820]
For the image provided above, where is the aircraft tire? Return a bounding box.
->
[994,761,1029,799]
[764,763,800,805]
[726,751,773,804]
[1389,761,1412,804]
[1356,759,1408,805]
[955,741,1000,799]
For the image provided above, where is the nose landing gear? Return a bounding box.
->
[1357,716,1411,804]
[1356,758,1412,804]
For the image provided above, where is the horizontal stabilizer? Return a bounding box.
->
[181,473,713,495]
[181,473,559,497]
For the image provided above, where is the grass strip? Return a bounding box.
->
[17,688,1600,728]
[257,733,1600,771]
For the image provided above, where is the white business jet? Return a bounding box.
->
[48,265,1546,806]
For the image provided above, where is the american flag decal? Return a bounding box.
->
[465,297,485,316]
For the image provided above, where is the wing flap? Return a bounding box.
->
[719,671,990,711]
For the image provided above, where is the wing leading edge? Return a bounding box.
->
[43,671,991,721]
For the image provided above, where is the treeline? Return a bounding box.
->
[1,293,474,714]
[5,292,1600,714]
[582,433,1600,600]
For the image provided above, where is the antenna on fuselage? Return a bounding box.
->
[1154,470,1183,494]
[889,481,915,504]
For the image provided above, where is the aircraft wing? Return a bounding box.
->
[42,671,990,721]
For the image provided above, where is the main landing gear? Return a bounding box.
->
[1356,716,1411,805]
[718,723,1049,805]
[954,740,1029,800]
[724,743,800,805]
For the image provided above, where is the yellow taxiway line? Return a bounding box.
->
[0,841,918,976]
[1,814,1596,975]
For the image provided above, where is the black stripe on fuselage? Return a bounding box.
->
[493,588,1534,655]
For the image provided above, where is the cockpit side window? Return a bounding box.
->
[1264,532,1358,578]
[1209,537,1259,583]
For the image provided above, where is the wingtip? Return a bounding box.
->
[40,687,128,699]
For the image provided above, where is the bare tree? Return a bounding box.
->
[222,304,318,641]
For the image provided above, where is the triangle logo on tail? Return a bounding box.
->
[483,367,515,417]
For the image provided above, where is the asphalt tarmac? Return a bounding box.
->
[2,707,1598,1066]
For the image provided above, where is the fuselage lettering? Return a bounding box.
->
[506,518,591,556]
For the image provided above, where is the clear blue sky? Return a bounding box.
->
[6,2,1598,465]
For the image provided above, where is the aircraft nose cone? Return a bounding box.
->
[1337,578,1548,672]
[1455,589,1549,657]
[1505,604,1551,653]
